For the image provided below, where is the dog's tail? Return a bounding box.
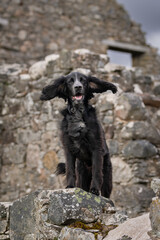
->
[55,162,66,175]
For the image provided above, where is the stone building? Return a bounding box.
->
[0,49,160,218]
[0,0,160,74]
[0,0,160,220]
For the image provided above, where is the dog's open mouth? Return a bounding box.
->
[72,95,83,101]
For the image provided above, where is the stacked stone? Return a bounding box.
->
[0,202,11,239]
[0,0,146,64]
[148,179,160,240]
[0,49,160,218]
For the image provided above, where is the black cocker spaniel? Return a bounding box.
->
[40,72,117,198]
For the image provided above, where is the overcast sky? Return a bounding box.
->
[117,0,160,52]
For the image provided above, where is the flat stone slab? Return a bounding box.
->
[104,213,151,240]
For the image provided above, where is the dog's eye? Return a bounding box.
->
[80,77,84,83]
[68,78,74,84]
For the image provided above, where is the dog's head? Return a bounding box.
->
[40,72,117,103]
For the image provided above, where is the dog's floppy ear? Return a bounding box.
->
[40,76,67,101]
[88,76,117,96]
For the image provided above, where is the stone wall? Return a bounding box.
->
[0,49,160,217]
[1,0,160,74]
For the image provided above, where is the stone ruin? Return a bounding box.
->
[0,181,159,240]
[0,0,160,239]
[0,0,160,74]
[0,49,160,215]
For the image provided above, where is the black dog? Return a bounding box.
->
[40,72,117,198]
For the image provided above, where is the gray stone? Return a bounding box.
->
[108,140,119,156]
[104,213,151,240]
[115,93,146,120]
[112,184,154,217]
[48,188,114,225]
[29,61,46,80]
[0,202,11,235]
[9,189,114,240]
[135,76,153,92]
[112,157,133,184]
[0,220,8,234]
[10,191,39,240]
[153,84,160,96]
[26,144,40,169]
[0,235,10,240]
[121,121,160,145]
[59,227,102,240]
[151,179,160,196]
[149,197,160,238]
[122,140,157,159]
[100,211,128,226]
[0,18,9,26]
[104,63,125,72]
[2,143,26,165]
[72,49,109,71]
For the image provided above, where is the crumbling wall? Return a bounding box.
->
[0,49,160,217]
[1,0,160,74]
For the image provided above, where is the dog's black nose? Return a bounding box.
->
[75,85,82,91]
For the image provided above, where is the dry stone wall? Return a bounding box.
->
[0,0,145,64]
[1,0,160,74]
[0,49,160,217]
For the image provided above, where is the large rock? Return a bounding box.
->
[115,93,146,120]
[122,140,157,159]
[48,188,114,225]
[71,49,109,72]
[0,202,11,239]
[59,227,102,240]
[112,184,154,217]
[149,179,160,240]
[104,213,151,240]
[9,188,114,240]
[121,121,160,145]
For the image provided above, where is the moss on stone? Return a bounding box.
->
[69,220,118,239]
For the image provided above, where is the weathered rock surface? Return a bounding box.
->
[9,188,115,240]
[122,140,157,159]
[121,121,160,145]
[104,213,151,240]
[0,202,11,240]
[115,93,146,120]
[0,49,160,218]
[149,179,160,240]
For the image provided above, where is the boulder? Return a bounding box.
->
[122,140,157,159]
[71,49,109,72]
[0,202,11,238]
[104,213,151,240]
[149,179,160,240]
[59,227,102,240]
[121,121,160,145]
[9,188,115,240]
[115,93,146,120]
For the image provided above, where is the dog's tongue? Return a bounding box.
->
[72,95,83,100]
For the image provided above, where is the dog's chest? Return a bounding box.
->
[65,112,91,156]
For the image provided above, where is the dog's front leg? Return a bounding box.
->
[65,150,76,188]
[90,150,103,196]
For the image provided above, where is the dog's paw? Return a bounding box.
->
[112,85,117,94]
[66,185,75,188]
[90,188,99,196]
